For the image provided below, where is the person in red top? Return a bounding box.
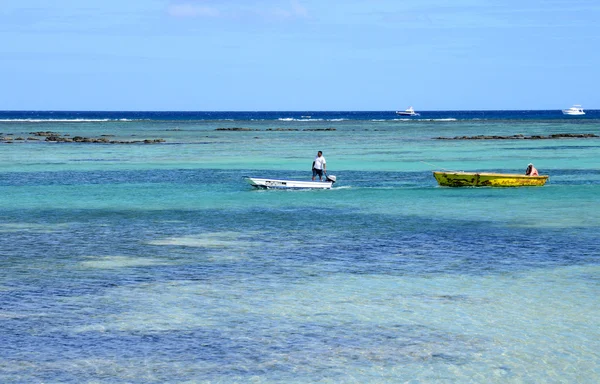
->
[525,163,539,176]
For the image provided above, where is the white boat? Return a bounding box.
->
[396,106,420,116]
[246,175,336,190]
[562,105,585,115]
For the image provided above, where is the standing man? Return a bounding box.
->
[312,151,327,181]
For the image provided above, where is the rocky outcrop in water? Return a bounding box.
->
[1,131,166,144]
[435,133,598,140]
[215,127,258,131]
[216,127,336,131]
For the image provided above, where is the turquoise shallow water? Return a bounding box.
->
[1,113,599,382]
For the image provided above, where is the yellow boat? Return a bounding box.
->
[433,171,548,187]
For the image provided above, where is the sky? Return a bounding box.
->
[0,0,598,111]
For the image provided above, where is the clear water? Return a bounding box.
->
[1,111,599,382]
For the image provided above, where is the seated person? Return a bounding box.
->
[525,163,539,176]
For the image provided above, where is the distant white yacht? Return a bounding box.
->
[562,105,585,116]
[396,106,420,116]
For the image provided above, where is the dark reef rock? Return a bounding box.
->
[30,131,60,137]
[215,127,257,131]
[435,133,598,140]
[2,131,166,144]
[216,127,337,132]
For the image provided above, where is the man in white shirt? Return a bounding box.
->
[312,151,326,181]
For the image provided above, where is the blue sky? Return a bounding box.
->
[1,0,598,110]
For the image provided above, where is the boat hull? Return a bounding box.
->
[562,105,585,115]
[396,106,419,116]
[433,172,548,187]
[246,177,333,189]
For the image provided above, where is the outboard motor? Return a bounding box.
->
[326,174,336,184]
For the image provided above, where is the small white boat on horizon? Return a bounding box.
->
[396,106,420,116]
[562,105,585,116]
[246,175,336,190]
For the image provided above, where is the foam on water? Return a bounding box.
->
[147,231,256,248]
[0,222,69,233]
[79,256,171,269]
[0,118,114,122]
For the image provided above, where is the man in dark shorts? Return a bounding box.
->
[312,151,326,181]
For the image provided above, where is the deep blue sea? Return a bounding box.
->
[1,109,599,122]
[1,110,599,383]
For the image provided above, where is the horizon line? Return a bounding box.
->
[0,108,596,113]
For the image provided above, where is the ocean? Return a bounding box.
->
[1,110,599,382]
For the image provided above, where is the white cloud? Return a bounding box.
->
[257,0,309,20]
[167,3,220,18]
[167,1,309,20]
[282,0,309,18]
